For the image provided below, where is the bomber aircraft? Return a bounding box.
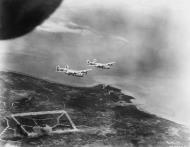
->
[87,59,115,69]
[56,65,92,77]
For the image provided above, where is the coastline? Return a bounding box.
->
[0,70,190,146]
[1,69,189,128]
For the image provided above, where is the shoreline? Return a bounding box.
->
[0,70,190,146]
[0,69,189,128]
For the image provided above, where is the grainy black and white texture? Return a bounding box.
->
[0,0,190,146]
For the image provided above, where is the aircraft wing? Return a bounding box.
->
[66,70,77,74]
[106,62,115,66]
[79,69,92,73]
[85,69,92,72]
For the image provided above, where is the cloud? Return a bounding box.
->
[36,19,129,47]
[0,41,10,70]
[2,0,190,125]
[36,21,90,34]
[5,3,173,79]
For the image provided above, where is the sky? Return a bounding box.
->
[0,0,190,126]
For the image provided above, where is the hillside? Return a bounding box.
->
[0,71,189,147]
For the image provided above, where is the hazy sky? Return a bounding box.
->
[0,0,190,125]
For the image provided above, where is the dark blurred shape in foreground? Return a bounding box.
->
[0,0,62,40]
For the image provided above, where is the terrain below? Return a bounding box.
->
[0,71,189,147]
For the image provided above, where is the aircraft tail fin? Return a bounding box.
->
[56,65,60,72]
[65,65,69,69]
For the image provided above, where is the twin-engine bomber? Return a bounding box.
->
[56,59,115,77]
[56,65,92,77]
[87,59,115,69]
